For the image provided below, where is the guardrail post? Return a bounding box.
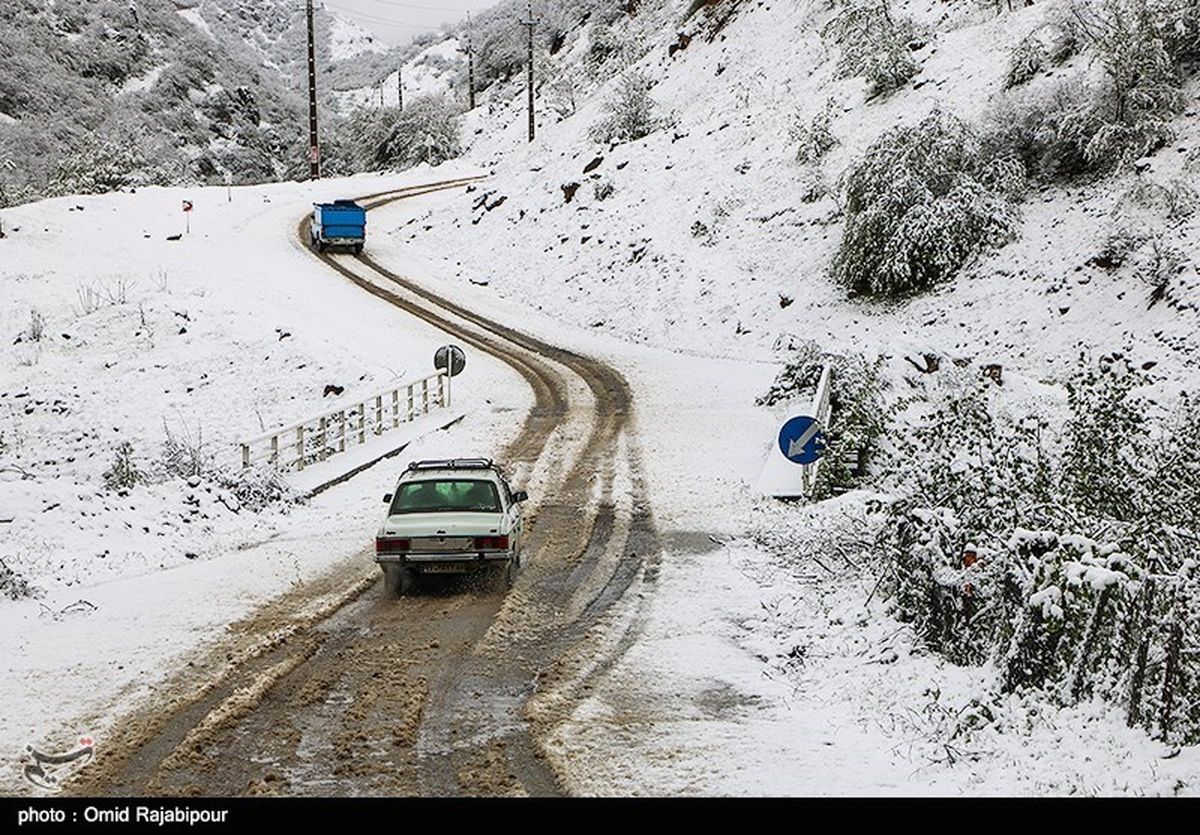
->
[391,390,400,428]
[270,435,279,467]
[338,410,346,452]
[319,416,328,461]
[358,404,366,444]
[407,385,415,421]
[422,379,429,414]
[375,395,383,434]
[241,443,250,469]
[296,425,306,471]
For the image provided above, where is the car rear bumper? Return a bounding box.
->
[375,550,513,567]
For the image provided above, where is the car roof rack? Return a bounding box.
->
[405,458,496,472]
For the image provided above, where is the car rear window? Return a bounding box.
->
[390,480,501,514]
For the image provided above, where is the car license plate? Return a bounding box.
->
[420,564,470,574]
[411,537,471,552]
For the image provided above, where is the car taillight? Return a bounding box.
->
[375,537,411,553]
[473,535,509,550]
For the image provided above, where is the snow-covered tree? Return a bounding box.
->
[822,0,921,97]
[790,97,838,164]
[833,110,1025,297]
[590,70,670,145]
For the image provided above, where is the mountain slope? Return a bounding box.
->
[0,0,410,205]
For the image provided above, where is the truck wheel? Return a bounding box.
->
[353,244,364,256]
[317,241,327,253]
[383,564,414,597]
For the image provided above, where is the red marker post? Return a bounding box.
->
[182,199,193,235]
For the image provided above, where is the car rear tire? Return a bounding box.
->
[383,564,414,597]
[504,551,521,589]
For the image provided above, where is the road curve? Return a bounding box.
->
[68,178,660,797]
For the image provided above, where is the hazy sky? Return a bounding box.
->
[321,0,501,45]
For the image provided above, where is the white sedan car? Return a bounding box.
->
[374,459,528,596]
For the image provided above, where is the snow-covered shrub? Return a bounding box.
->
[590,71,671,145]
[218,466,299,514]
[380,95,462,168]
[822,0,921,97]
[877,356,1200,740]
[103,442,143,492]
[757,340,890,498]
[159,421,213,480]
[333,96,462,172]
[544,62,583,119]
[1005,20,1079,89]
[593,179,615,200]
[1125,176,1198,219]
[833,110,1025,297]
[1070,0,1181,169]
[586,19,646,74]
[0,557,40,602]
[1006,34,1048,89]
[984,80,1094,181]
[50,139,148,197]
[988,0,1187,181]
[25,309,44,343]
[790,98,838,164]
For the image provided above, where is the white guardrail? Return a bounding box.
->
[239,371,451,471]
[798,363,833,496]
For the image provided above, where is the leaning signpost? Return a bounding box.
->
[757,363,833,499]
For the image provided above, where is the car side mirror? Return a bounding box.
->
[383,493,393,504]
[512,490,528,503]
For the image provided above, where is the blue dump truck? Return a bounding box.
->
[310,200,366,254]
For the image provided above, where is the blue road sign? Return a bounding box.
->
[778,415,826,465]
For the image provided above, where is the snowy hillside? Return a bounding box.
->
[412,0,1199,383]
[0,0,411,205]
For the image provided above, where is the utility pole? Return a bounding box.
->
[305,0,320,179]
[465,12,476,110]
[520,0,540,142]
[398,66,404,110]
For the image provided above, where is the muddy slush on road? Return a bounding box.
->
[68,179,661,797]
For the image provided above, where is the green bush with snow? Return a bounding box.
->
[822,0,921,97]
[790,98,838,164]
[991,0,1194,180]
[327,95,462,174]
[875,358,1200,743]
[832,110,1025,298]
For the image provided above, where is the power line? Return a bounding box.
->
[321,3,468,29]
[339,0,476,11]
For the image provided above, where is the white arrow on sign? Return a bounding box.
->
[787,421,823,459]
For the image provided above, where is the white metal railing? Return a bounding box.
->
[239,371,452,471]
[799,363,834,496]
